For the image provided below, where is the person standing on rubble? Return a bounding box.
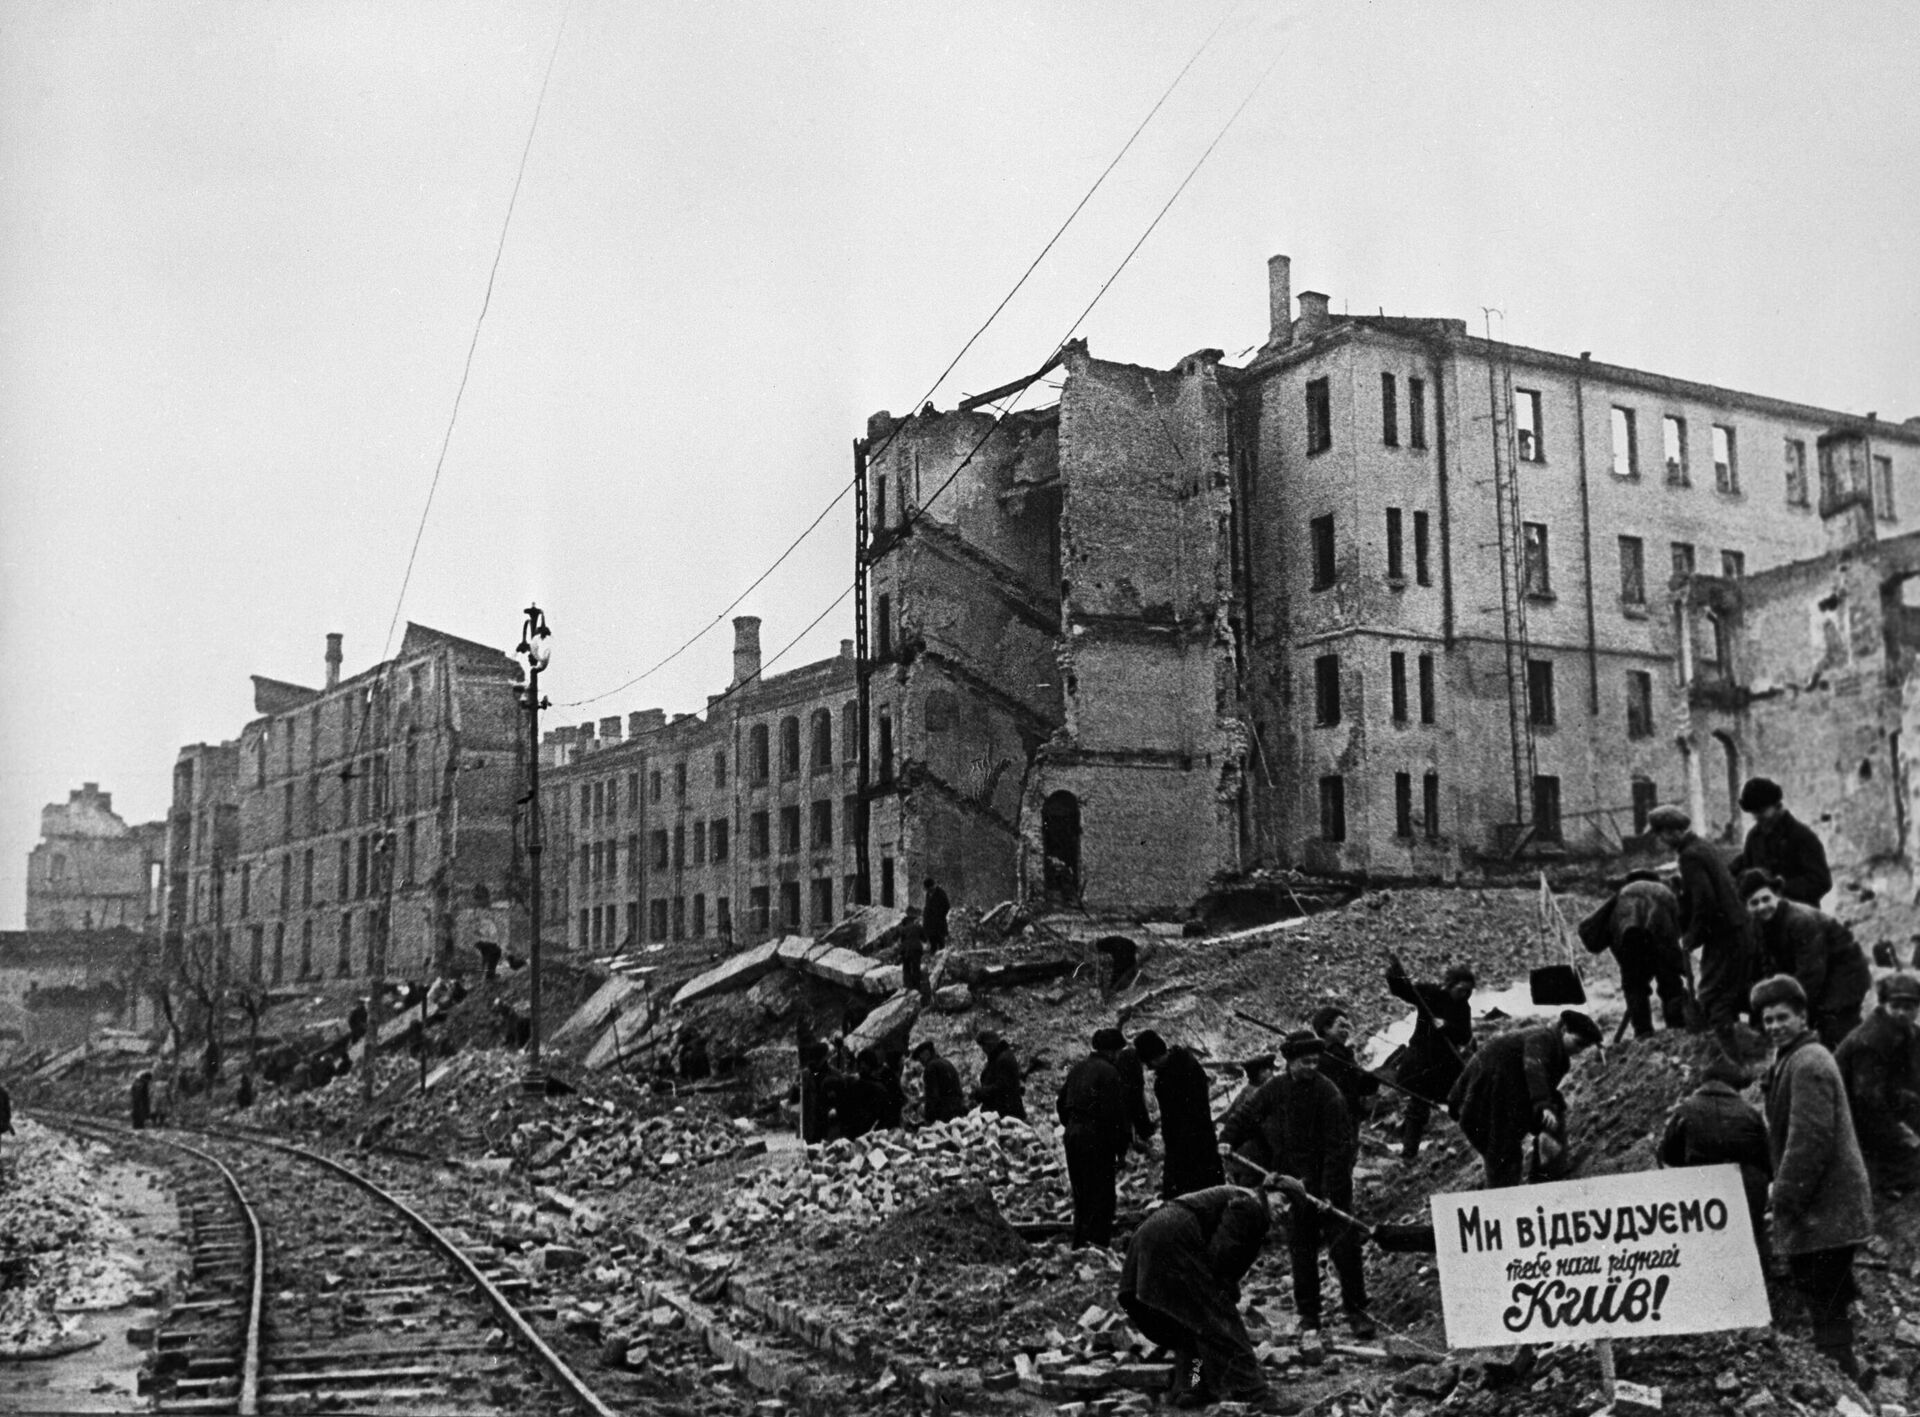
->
[973,1031,1027,1121]
[897,915,931,1002]
[1754,973,1873,1380]
[1657,1055,1772,1263]
[1218,1054,1275,1141]
[1650,805,1757,1043]
[1384,952,1474,1161]
[912,1039,965,1125]
[1133,1030,1223,1199]
[1834,972,1920,1194]
[1311,1005,1379,1144]
[1577,873,1694,1037]
[1448,1011,1603,1188]
[1118,1184,1273,1410]
[1732,778,1832,909]
[922,877,951,952]
[1114,1030,1157,1161]
[1057,1030,1131,1248]
[130,1069,153,1130]
[1218,1031,1373,1339]
[1739,870,1870,1048]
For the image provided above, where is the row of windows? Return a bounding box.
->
[1615,536,1743,607]
[1313,652,1436,727]
[197,827,420,924]
[1308,510,1432,591]
[577,796,861,891]
[272,751,423,843]
[1316,771,1568,844]
[219,909,386,987]
[255,665,435,787]
[582,858,908,952]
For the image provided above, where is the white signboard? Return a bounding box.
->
[1430,1165,1769,1350]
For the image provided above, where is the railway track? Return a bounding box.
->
[47,1115,622,1417]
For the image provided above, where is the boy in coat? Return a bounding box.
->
[1448,1012,1602,1188]
[1739,870,1870,1048]
[1834,971,1920,1193]
[1657,1055,1771,1262]
[1732,777,1832,908]
[1650,805,1756,1038]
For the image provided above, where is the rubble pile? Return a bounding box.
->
[508,1102,752,1184]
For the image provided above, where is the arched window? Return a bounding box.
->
[750,724,770,783]
[810,709,833,773]
[780,716,801,778]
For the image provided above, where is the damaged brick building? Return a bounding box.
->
[25,783,165,932]
[860,255,1920,908]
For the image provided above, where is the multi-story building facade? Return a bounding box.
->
[160,625,527,987]
[25,783,165,931]
[859,254,1920,906]
[540,618,862,953]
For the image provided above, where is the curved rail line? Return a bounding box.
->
[39,1112,621,1417]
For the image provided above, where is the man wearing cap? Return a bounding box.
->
[1134,1030,1224,1199]
[1739,870,1870,1048]
[1732,778,1832,909]
[1650,805,1756,1037]
[1448,1012,1603,1188]
[1657,1056,1772,1261]
[973,1032,1027,1121]
[1385,952,1475,1161]
[1218,1031,1372,1338]
[913,1039,966,1126]
[1754,973,1872,1380]
[1057,1030,1132,1248]
[1835,972,1920,1193]
[1118,1184,1273,1409]
[1311,1004,1380,1144]
[1577,873,1694,1037]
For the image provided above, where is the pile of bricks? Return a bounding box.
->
[509,1102,757,1184]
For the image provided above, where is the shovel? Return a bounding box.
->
[1531,874,1587,1006]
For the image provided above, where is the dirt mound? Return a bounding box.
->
[846,1183,1028,1268]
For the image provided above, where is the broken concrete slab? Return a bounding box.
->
[931,983,973,1012]
[553,975,643,1044]
[585,1008,662,1071]
[821,904,908,952]
[845,992,921,1055]
[672,939,784,1008]
[786,944,884,992]
[858,964,904,997]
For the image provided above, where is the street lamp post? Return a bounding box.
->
[517,605,552,1088]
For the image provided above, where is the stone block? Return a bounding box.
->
[540,1244,588,1271]
[932,983,974,1011]
[845,993,921,1054]
[672,939,784,1007]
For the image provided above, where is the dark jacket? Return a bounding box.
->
[920,1054,966,1124]
[975,1038,1026,1120]
[1448,1025,1570,1155]
[1057,1052,1130,1162]
[1318,1039,1379,1123]
[1756,902,1870,1035]
[1116,1045,1156,1148]
[1834,1008,1920,1157]
[1579,878,1683,957]
[1386,962,1472,1097]
[1658,1080,1770,1235]
[1119,1185,1271,1394]
[1734,811,1832,908]
[1765,1030,1872,1256]
[1217,1069,1353,1197]
[924,886,951,944]
[1673,833,1755,1026]
[1154,1046,1225,1198]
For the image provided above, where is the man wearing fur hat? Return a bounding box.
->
[1732,777,1832,909]
[1218,1031,1372,1338]
[1649,805,1756,1036]
[1448,1011,1603,1188]
[1057,1029,1131,1248]
[1133,1029,1223,1200]
[1739,870,1870,1048]
[1754,973,1872,1380]
[1834,971,1920,1193]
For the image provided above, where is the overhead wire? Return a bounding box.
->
[555,1,1244,711]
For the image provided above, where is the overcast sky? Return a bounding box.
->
[3,0,1916,927]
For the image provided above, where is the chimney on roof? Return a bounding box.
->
[732,616,763,688]
[599,716,622,740]
[840,639,855,660]
[628,709,665,737]
[1295,291,1331,341]
[1263,254,1292,352]
[325,633,343,689]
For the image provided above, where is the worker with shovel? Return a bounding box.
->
[1448,1011,1603,1188]
[1384,952,1475,1161]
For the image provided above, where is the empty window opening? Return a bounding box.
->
[1319,775,1347,842]
[1418,654,1436,724]
[1527,659,1556,726]
[1875,455,1897,521]
[1631,778,1658,836]
[1394,771,1414,838]
[1785,438,1810,507]
[1515,389,1544,462]
[1386,507,1405,580]
[1409,378,1427,450]
[1413,511,1431,586]
[1522,522,1551,597]
[1713,424,1739,493]
[1423,771,1441,839]
[1532,775,1563,843]
[1381,372,1399,447]
[1611,406,1638,478]
[1390,651,1409,723]
[1310,514,1336,590]
[1626,671,1654,739]
[1314,654,1342,726]
[1306,378,1332,454]
[1663,416,1688,485]
[1619,536,1646,606]
[1721,550,1745,580]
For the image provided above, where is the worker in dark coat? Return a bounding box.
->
[896,917,930,1002]
[1739,870,1870,1048]
[1113,1031,1157,1158]
[1311,1004,1380,1141]
[973,1032,1027,1121]
[1754,973,1873,1380]
[1218,1054,1275,1141]
[1650,805,1756,1036]
[1133,1029,1223,1199]
[1385,951,1475,1160]
[1218,1032,1372,1336]
[913,1039,966,1125]
[922,877,951,951]
[130,1070,153,1131]
[1057,1031,1131,1248]
[1657,1055,1772,1261]
[347,999,368,1044]
[234,1073,256,1110]
[1577,875,1694,1036]
[1834,971,1920,1193]
[854,1048,903,1132]
[799,1040,842,1143]
[1732,777,1832,909]
[1118,1185,1272,1408]
[1448,1012,1602,1189]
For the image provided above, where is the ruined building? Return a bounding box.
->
[160,626,526,988]
[540,619,861,954]
[25,783,165,932]
[859,255,1920,908]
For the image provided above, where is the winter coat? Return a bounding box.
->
[1119,1186,1271,1398]
[1154,1046,1225,1198]
[920,1055,966,1124]
[1318,1039,1380,1124]
[1756,903,1870,1038]
[1116,1046,1157,1148]
[1733,811,1832,908]
[1579,879,1684,959]
[1448,1025,1570,1157]
[1216,1069,1353,1197]
[1834,1009,1920,1158]
[1765,1030,1873,1257]
[1386,964,1472,1098]
[1057,1053,1130,1162]
[1672,833,1756,1027]
[1657,1080,1771,1237]
[923,885,951,946]
[975,1039,1027,1120]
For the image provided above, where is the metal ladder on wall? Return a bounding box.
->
[1483,315,1539,855]
[852,438,873,904]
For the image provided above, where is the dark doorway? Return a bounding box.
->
[1041,790,1082,904]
